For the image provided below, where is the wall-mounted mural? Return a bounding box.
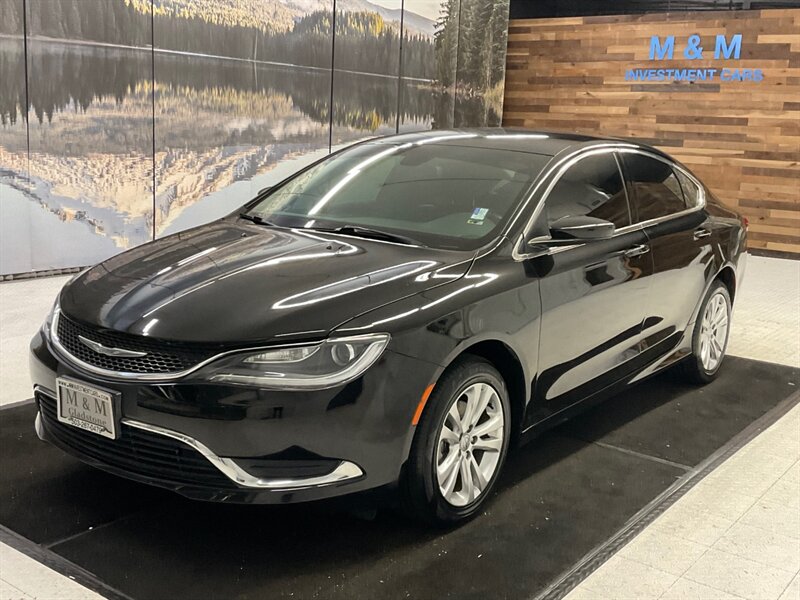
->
[0,0,511,275]
[0,0,30,274]
[152,0,335,235]
[400,0,454,130]
[1,0,154,274]
[332,0,405,147]
[454,0,509,126]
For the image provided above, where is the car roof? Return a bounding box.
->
[369,127,645,157]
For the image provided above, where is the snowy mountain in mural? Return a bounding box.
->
[0,0,509,274]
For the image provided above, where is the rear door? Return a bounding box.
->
[531,149,655,418]
[618,151,712,355]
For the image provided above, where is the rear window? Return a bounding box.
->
[622,153,687,222]
[675,169,703,209]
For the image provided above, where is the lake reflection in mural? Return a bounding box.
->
[26,42,154,254]
[331,0,402,146]
[0,0,510,275]
[0,5,33,274]
[152,54,332,235]
[1,0,154,275]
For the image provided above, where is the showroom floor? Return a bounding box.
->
[0,254,798,600]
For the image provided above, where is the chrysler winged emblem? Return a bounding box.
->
[78,335,148,358]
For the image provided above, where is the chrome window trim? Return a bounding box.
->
[613,152,634,226]
[34,386,363,491]
[503,142,638,239]
[511,144,706,261]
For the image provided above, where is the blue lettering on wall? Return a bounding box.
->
[625,68,724,82]
[632,33,759,85]
[649,36,675,60]
[714,34,742,59]
[684,34,704,59]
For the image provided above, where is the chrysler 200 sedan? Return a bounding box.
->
[31,129,747,524]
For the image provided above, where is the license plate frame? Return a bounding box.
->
[56,376,121,440]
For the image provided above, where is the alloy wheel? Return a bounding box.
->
[699,292,729,372]
[435,382,505,507]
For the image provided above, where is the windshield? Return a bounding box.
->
[243,140,551,251]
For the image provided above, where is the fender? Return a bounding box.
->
[630,257,742,384]
[430,332,532,401]
[686,257,741,331]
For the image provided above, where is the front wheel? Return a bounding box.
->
[401,357,511,526]
[680,280,732,384]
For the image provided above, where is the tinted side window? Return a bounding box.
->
[622,154,687,221]
[675,169,702,208]
[545,153,630,228]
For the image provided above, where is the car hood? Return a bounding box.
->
[60,219,473,343]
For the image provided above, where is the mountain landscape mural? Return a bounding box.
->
[0,0,509,275]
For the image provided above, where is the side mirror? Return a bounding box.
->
[549,215,615,241]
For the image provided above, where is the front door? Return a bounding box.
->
[529,149,655,418]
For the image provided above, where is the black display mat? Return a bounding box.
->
[1,357,797,600]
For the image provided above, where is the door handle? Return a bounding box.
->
[624,244,650,258]
[693,228,712,240]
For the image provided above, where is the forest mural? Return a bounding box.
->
[0,0,510,275]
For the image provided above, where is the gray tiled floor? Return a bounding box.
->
[0,275,69,407]
[0,544,102,600]
[727,255,800,368]
[567,405,800,600]
[0,254,798,599]
[563,255,800,600]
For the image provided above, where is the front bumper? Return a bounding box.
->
[30,330,439,504]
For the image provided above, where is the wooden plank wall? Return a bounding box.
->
[503,9,800,254]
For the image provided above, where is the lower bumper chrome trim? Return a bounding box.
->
[34,411,45,439]
[33,386,364,491]
[122,418,364,491]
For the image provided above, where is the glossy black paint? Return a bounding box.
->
[60,223,472,343]
[30,128,747,503]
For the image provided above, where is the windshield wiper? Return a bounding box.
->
[308,225,423,246]
[239,213,277,227]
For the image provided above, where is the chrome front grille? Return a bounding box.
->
[55,312,222,374]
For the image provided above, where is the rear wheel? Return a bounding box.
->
[680,280,731,384]
[401,357,511,526]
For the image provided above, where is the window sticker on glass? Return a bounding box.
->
[468,207,489,225]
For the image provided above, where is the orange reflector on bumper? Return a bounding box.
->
[411,384,435,425]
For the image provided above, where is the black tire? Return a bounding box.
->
[400,356,512,526]
[679,280,732,384]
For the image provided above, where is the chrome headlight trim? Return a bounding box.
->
[40,297,60,340]
[206,333,391,390]
[47,310,389,387]
[49,307,254,381]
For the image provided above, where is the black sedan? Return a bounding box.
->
[30,129,747,524]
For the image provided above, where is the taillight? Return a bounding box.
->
[742,216,749,230]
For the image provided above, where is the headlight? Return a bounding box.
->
[41,297,60,339]
[42,268,85,339]
[205,333,390,390]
